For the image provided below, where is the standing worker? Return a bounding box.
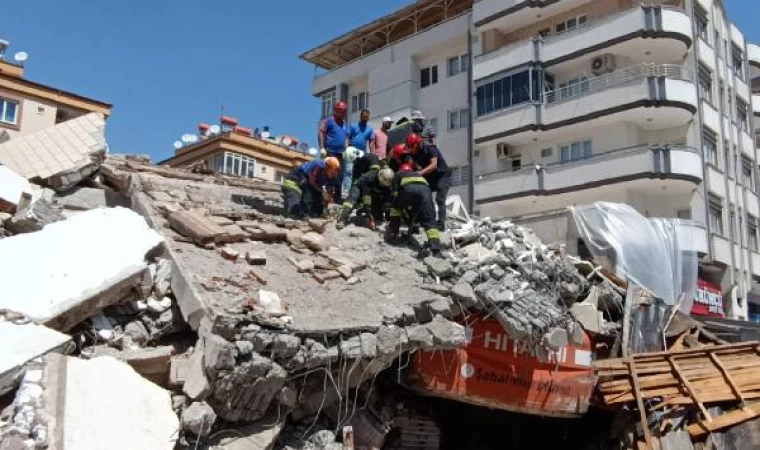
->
[407,132,451,231]
[282,157,341,219]
[385,164,442,256]
[410,110,426,134]
[318,102,349,202]
[347,109,376,197]
[373,117,393,159]
[338,167,394,230]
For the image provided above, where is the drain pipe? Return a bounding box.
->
[466,16,475,215]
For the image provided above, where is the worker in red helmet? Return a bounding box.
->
[388,143,413,172]
[282,157,341,219]
[406,129,451,231]
[318,101,349,202]
[385,162,442,256]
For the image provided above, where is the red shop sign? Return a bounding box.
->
[691,279,725,318]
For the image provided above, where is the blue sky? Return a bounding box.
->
[0,1,757,162]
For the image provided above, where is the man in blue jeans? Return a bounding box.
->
[347,108,376,196]
[318,101,349,202]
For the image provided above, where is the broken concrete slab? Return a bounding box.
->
[168,209,227,246]
[0,165,34,213]
[182,401,217,437]
[0,207,163,330]
[5,199,65,234]
[301,232,327,252]
[31,354,179,450]
[0,321,72,396]
[83,345,175,386]
[54,186,128,211]
[254,223,288,242]
[206,419,284,450]
[219,224,249,243]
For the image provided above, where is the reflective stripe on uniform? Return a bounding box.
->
[369,164,381,171]
[342,202,354,209]
[426,228,441,240]
[400,176,428,187]
[362,195,371,206]
[283,179,302,193]
[390,208,402,218]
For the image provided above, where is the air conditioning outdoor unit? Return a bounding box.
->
[496,143,516,159]
[590,54,616,76]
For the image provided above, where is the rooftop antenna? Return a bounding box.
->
[13,51,28,66]
[173,141,183,150]
[0,40,8,59]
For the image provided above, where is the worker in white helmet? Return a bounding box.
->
[338,167,394,230]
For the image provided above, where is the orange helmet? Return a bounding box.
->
[391,144,409,163]
[324,156,341,172]
[399,163,414,173]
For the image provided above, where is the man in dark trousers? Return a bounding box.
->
[406,133,451,231]
[282,157,341,218]
[338,167,394,230]
[385,163,442,256]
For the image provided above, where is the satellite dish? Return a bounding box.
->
[282,137,292,146]
[260,131,271,139]
[13,51,28,63]
[308,148,318,156]
[181,134,198,144]
[209,125,221,135]
[173,141,183,150]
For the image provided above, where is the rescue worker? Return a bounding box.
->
[351,151,383,183]
[318,102,349,202]
[407,133,451,231]
[338,168,394,230]
[282,157,341,219]
[385,163,442,256]
[388,143,412,172]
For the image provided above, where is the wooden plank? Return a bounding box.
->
[594,342,760,367]
[709,351,747,405]
[687,402,760,438]
[628,358,654,450]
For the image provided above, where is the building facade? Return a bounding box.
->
[0,58,111,141]
[302,0,760,321]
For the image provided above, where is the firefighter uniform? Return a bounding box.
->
[386,171,442,254]
[282,160,331,219]
[351,153,383,183]
[340,170,390,228]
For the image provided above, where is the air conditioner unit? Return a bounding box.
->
[496,143,516,159]
[590,54,616,76]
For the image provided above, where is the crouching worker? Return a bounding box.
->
[385,164,442,255]
[282,157,341,218]
[338,168,394,230]
[351,150,383,183]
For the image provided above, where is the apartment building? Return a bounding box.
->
[471,0,760,321]
[300,0,475,201]
[301,0,760,321]
[0,52,111,141]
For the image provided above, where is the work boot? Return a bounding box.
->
[428,238,442,256]
[385,218,401,244]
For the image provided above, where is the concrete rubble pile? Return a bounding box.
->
[0,149,632,449]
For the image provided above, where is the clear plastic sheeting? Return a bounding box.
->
[570,202,698,313]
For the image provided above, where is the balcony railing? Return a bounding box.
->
[544,63,693,104]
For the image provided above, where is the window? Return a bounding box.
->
[476,68,541,116]
[677,208,692,220]
[709,195,725,236]
[555,15,587,34]
[698,64,713,104]
[448,108,469,131]
[703,129,719,167]
[320,90,336,119]
[350,92,368,113]
[732,46,745,80]
[559,140,592,163]
[214,152,256,179]
[450,165,471,186]
[742,156,755,191]
[537,28,551,38]
[749,215,760,251]
[275,171,286,183]
[447,54,468,77]
[695,7,709,43]
[0,98,19,125]
[261,166,267,173]
[737,99,749,132]
[420,64,439,88]
[541,148,552,158]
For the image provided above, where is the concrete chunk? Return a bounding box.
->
[0,208,163,331]
[182,401,217,437]
[0,165,34,213]
[168,209,226,245]
[301,232,327,252]
[254,223,287,241]
[246,250,267,265]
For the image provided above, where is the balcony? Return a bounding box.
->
[678,221,710,256]
[475,64,697,145]
[474,5,691,80]
[748,43,760,69]
[474,0,591,30]
[474,145,703,203]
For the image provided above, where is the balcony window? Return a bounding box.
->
[560,140,592,163]
[732,46,745,80]
[555,15,587,34]
[476,68,540,117]
[742,156,755,191]
[695,7,709,43]
[450,165,471,187]
[350,92,367,113]
[420,64,439,88]
[749,215,760,251]
[447,54,468,77]
[448,108,469,131]
[737,100,749,132]
[320,90,337,119]
[709,196,725,236]
[0,97,19,126]
[215,152,256,179]
[703,129,718,167]
[698,65,713,104]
